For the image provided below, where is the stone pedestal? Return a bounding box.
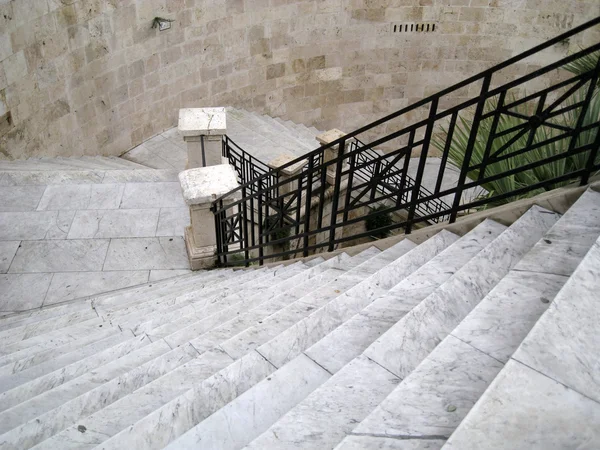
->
[267,153,306,196]
[178,107,227,168]
[316,128,346,185]
[179,164,241,270]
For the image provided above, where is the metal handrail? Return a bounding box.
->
[213,17,600,266]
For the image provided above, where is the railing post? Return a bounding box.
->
[406,98,439,234]
[178,107,227,168]
[179,164,241,270]
[449,75,492,223]
[578,58,600,186]
[266,154,306,196]
[317,129,347,186]
[327,139,346,252]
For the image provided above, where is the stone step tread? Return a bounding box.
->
[305,219,506,374]
[258,114,317,150]
[0,169,179,186]
[253,231,460,370]
[219,238,421,362]
[16,254,373,448]
[158,251,374,349]
[363,205,560,380]
[240,111,315,151]
[242,221,507,450]
[443,235,600,450]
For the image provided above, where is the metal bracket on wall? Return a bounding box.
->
[392,22,436,33]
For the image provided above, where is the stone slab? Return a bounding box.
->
[149,269,193,282]
[8,239,110,273]
[512,238,600,404]
[156,208,189,236]
[0,171,105,185]
[178,165,241,205]
[102,237,190,270]
[44,271,150,305]
[67,209,160,239]
[36,184,125,210]
[0,274,52,311]
[119,182,186,209]
[178,107,227,136]
[0,240,20,273]
[443,360,600,450]
[0,211,75,241]
[0,186,46,211]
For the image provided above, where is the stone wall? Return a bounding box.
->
[0,0,598,159]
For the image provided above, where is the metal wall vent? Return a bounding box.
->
[392,22,436,33]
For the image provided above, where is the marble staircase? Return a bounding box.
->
[0,187,598,449]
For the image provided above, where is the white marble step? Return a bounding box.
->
[362,206,559,380]
[158,251,374,349]
[242,221,506,450]
[0,269,248,355]
[229,108,311,155]
[17,255,369,449]
[259,115,316,151]
[14,254,364,448]
[105,264,303,337]
[254,231,459,370]
[94,244,411,450]
[443,233,600,450]
[135,235,446,450]
[304,219,506,374]
[0,340,198,449]
[107,156,152,170]
[0,169,179,186]
[219,238,421,362]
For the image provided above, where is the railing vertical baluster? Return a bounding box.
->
[241,187,249,266]
[477,91,506,183]
[317,151,327,230]
[302,155,314,257]
[213,203,221,266]
[343,149,356,222]
[398,132,414,206]
[327,139,346,252]
[370,159,381,202]
[436,111,457,194]
[450,74,492,223]
[257,180,264,265]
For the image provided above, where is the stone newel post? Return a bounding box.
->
[267,154,305,196]
[316,128,346,185]
[178,107,227,168]
[179,164,241,270]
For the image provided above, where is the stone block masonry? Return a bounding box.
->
[0,0,598,160]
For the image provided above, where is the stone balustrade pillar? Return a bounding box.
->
[178,107,227,168]
[179,164,241,270]
[316,128,346,185]
[267,154,306,196]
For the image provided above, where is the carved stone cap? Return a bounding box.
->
[316,128,346,145]
[178,164,241,206]
[267,154,305,176]
[178,107,227,137]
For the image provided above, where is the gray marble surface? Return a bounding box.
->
[67,209,161,239]
[149,269,193,281]
[8,239,110,273]
[246,355,399,450]
[513,238,600,404]
[338,435,446,449]
[156,207,189,237]
[165,354,330,450]
[44,271,150,305]
[0,241,19,273]
[120,182,186,209]
[364,206,558,378]
[37,184,125,210]
[443,360,600,450]
[102,237,189,270]
[99,351,275,450]
[0,186,46,211]
[0,211,74,240]
[452,270,567,363]
[353,336,503,445]
[0,274,52,312]
[0,170,105,185]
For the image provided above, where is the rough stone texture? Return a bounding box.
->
[0,0,597,160]
[178,108,227,136]
[178,164,241,206]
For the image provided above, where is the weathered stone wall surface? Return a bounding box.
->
[0,0,598,159]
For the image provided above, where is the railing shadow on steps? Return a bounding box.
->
[214,16,600,267]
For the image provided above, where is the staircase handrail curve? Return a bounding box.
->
[213,15,600,204]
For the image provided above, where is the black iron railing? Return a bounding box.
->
[214,17,600,266]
